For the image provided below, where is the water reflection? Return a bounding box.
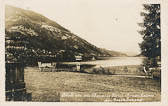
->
[64,57,145,68]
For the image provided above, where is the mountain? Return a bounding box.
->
[124,52,138,57]
[134,54,144,57]
[99,48,127,57]
[5,5,113,63]
[5,5,127,64]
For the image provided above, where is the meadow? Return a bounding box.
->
[24,65,160,102]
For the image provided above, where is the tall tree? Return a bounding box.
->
[138,4,160,67]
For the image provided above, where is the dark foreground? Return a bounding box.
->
[24,65,161,102]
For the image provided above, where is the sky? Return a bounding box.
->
[5,0,145,55]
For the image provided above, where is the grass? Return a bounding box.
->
[85,65,145,75]
[24,65,161,102]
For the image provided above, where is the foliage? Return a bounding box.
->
[5,5,110,65]
[138,4,160,67]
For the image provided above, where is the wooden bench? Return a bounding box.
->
[38,62,56,72]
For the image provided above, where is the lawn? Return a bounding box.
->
[24,65,161,102]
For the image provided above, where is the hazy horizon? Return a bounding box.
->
[5,0,145,55]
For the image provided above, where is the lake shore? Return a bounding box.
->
[85,65,145,75]
[24,65,161,102]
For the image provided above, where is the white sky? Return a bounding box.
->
[5,0,145,54]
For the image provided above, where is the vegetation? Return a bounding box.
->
[24,66,161,102]
[138,4,160,67]
[5,5,126,65]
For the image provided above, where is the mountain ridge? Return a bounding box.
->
[5,5,127,64]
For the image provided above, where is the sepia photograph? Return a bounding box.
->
[3,0,162,102]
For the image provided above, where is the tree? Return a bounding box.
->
[138,4,160,67]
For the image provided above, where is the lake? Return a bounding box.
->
[63,57,145,68]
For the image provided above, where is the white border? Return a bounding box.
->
[0,0,5,103]
[0,0,168,106]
